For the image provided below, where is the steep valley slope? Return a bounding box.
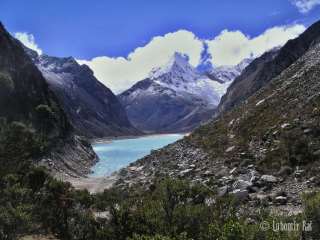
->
[26,49,140,139]
[0,22,97,177]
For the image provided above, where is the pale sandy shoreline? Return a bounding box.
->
[66,174,119,194]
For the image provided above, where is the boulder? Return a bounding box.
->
[313,150,320,156]
[215,168,229,178]
[256,194,269,201]
[277,166,293,176]
[218,186,228,197]
[225,146,235,153]
[260,175,278,183]
[179,168,193,177]
[232,179,252,191]
[248,186,260,193]
[274,196,287,205]
[231,189,249,201]
[202,170,214,177]
[281,123,291,129]
[303,128,313,134]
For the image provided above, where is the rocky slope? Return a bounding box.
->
[26,49,139,139]
[115,25,320,212]
[119,53,231,133]
[0,22,96,177]
[217,20,320,115]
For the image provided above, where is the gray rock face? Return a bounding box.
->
[119,78,216,133]
[217,48,280,114]
[41,135,98,177]
[26,49,139,138]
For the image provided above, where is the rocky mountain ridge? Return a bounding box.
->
[26,49,140,139]
[0,22,97,177]
[217,20,320,115]
[208,58,253,83]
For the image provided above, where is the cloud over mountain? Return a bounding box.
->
[14,24,305,94]
[78,24,305,93]
[14,32,43,55]
[206,24,305,66]
[77,30,203,93]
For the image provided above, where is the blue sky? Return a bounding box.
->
[1,0,320,92]
[1,0,319,59]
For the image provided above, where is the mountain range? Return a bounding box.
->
[19,42,251,137]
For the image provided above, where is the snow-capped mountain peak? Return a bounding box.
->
[149,52,198,82]
[142,52,232,107]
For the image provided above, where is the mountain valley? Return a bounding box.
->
[115,20,320,215]
[1,11,320,239]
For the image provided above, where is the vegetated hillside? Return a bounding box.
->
[115,30,320,213]
[0,22,96,177]
[217,20,320,114]
[26,49,140,138]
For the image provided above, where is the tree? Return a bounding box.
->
[35,104,55,146]
[0,121,40,176]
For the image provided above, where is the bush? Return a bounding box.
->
[302,192,320,239]
[0,121,41,176]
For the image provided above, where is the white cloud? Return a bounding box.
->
[290,0,320,13]
[206,24,305,66]
[79,24,305,93]
[14,32,43,55]
[77,30,203,94]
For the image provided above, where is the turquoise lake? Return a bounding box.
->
[91,134,184,177]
